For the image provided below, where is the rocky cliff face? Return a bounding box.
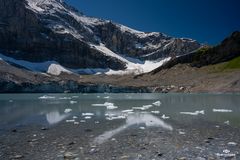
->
[0,0,201,71]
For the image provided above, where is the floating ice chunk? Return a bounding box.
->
[74,122,79,125]
[84,116,92,119]
[106,105,118,110]
[121,109,134,113]
[59,97,72,100]
[224,120,230,125]
[132,105,153,111]
[66,119,75,123]
[213,109,233,113]
[82,113,94,116]
[151,111,160,114]
[143,105,153,109]
[64,108,72,113]
[97,96,101,98]
[139,127,145,130]
[73,116,78,119]
[152,101,161,106]
[106,116,126,121]
[92,102,118,110]
[180,110,205,116]
[132,107,146,110]
[227,142,237,146]
[80,120,86,123]
[105,113,116,117]
[104,96,110,99]
[92,103,104,107]
[161,114,170,119]
[70,101,77,104]
[72,96,79,98]
[39,95,55,99]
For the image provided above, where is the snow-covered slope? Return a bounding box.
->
[0,53,171,75]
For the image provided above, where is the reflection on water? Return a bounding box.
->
[93,113,173,145]
[45,111,69,125]
[0,93,240,134]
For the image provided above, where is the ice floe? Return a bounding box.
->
[64,108,72,113]
[106,105,118,110]
[106,115,126,121]
[80,120,86,123]
[180,110,205,116]
[152,101,161,106]
[132,104,153,111]
[213,109,233,113]
[84,116,92,119]
[224,120,230,125]
[70,100,77,104]
[121,109,134,113]
[104,96,110,99]
[59,97,72,100]
[151,111,160,114]
[92,102,118,110]
[82,113,94,116]
[66,119,75,123]
[161,114,170,119]
[39,95,55,99]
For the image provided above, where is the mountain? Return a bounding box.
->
[1,0,239,93]
[149,31,240,74]
[0,0,201,75]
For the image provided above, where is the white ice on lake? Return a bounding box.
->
[82,113,94,116]
[213,109,233,113]
[151,111,160,114]
[84,116,92,119]
[152,101,161,106]
[92,102,118,110]
[180,110,205,116]
[39,95,55,99]
[64,108,72,113]
[161,114,170,119]
[70,101,77,104]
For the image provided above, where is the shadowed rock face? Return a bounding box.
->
[0,0,201,70]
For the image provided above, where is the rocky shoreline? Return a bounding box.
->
[1,119,239,160]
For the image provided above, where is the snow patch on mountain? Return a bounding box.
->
[47,64,72,75]
[0,53,170,75]
[117,24,162,39]
[0,53,71,75]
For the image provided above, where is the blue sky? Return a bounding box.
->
[64,0,240,45]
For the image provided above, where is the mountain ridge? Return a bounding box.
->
[0,0,201,75]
